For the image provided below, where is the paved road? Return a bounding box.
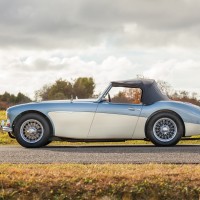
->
[0,145,200,164]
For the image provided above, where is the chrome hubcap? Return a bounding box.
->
[20,119,44,143]
[160,126,170,134]
[153,118,177,142]
[27,127,37,134]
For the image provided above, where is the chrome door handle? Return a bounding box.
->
[128,107,141,111]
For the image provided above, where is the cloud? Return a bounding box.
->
[0,53,136,98]
[0,0,200,49]
[1,50,200,99]
[144,59,200,93]
[0,0,200,99]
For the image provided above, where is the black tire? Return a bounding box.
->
[14,113,51,148]
[146,112,184,146]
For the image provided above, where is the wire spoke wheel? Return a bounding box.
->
[153,117,177,142]
[20,119,44,143]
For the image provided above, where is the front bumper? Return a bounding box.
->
[0,126,13,132]
[0,120,13,133]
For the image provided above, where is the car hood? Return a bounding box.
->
[7,98,97,111]
[6,98,98,126]
[7,98,97,117]
[39,98,97,104]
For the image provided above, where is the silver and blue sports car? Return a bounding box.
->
[1,79,200,148]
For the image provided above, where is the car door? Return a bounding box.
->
[88,86,143,139]
[48,102,98,138]
[88,101,142,139]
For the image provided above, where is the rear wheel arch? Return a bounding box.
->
[13,110,54,136]
[145,109,185,138]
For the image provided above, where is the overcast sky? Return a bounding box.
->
[1,0,200,99]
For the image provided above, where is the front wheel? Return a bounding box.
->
[14,113,51,148]
[146,112,184,146]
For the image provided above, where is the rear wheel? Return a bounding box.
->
[14,113,51,148]
[146,112,183,146]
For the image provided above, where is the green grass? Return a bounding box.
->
[0,164,200,199]
[0,110,5,121]
[0,110,200,146]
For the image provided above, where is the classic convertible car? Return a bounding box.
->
[1,79,200,148]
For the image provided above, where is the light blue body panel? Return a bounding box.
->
[140,101,200,124]
[7,100,98,126]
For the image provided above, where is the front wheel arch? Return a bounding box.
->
[145,110,185,139]
[13,110,54,137]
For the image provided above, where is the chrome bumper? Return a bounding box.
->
[0,120,13,133]
[0,126,13,132]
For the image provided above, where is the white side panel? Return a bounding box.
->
[132,117,147,139]
[48,111,95,138]
[185,123,200,136]
[88,113,138,139]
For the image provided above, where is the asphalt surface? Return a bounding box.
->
[0,145,200,164]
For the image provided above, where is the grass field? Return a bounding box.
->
[0,164,200,199]
[0,110,5,122]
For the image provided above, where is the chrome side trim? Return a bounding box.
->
[128,107,141,111]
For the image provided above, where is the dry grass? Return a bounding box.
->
[0,164,199,199]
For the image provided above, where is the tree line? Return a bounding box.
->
[0,77,95,110]
[35,77,95,101]
[0,77,199,110]
[156,80,200,106]
[0,92,31,110]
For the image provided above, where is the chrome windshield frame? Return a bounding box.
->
[95,83,112,103]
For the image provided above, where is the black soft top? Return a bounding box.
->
[111,79,169,105]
